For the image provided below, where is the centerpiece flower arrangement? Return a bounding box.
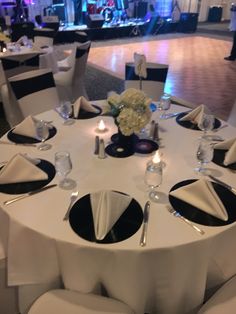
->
[107,88,152,136]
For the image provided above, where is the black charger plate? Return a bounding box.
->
[176,112,221,130]
[74,105,102,119]
[169,179,236,226]
[0,159,56,194]
[69,192,143,244]
[212,149,236,170]
[7,127,57,144]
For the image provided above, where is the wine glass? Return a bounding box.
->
[195,139,213,174]
[198,113,214,138]
[36,120,51,151]
[60,101,74,125]
[144,160,163,202]
[55,151,76,190]
[159,93,171,119]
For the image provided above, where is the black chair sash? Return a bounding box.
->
[76,46,91,59]
[1,58,20,70]
[125,64,168,82]
[34,29,56,38]
[24,55,40,66]
[10,71,56,99]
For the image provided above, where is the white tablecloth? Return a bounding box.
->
[0,102,236,314]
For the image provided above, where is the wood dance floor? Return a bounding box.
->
[88,35,236,120]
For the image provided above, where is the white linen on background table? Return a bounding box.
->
[0,102,236,314]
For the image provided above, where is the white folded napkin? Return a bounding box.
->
[73,96,100,118]
[214,138,236,166]
[12,115,38,139]
[134,52,147,79]
[90,190,132,240]
[180,104,205,124]
[169,178,228,221]
[0,153,48,184]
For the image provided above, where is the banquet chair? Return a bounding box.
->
[198,275,236,313]
[71,40,91,101]
[0,59,7,98]
[227,100,236,127]
[125,62,169,101]
[53,43,77,102]
[7,68,60,120]
[74,31,89,43]
[33,28,56,48]
[27,289,135,314]
[11,22,35,42]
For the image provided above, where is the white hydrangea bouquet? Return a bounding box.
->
[106,88,152,136]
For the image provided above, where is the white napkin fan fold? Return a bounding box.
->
[90,190,132,240]
[180,104,205,124]
[169,178,228,221]
[12,115,38,139]
[73,96,99,118]
[0,154,48,184]
[214,138,236,166]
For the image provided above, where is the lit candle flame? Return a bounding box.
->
[98,119,106,131]
[152,151,161,164]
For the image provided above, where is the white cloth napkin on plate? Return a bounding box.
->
[214,138,236,166]
[134,52,147,79]
[169,178,228,221]
[0,153,48,184]
[180,104,205,124]
[12,115,38,139]
[73,96,100,118]
[90,190,132,240]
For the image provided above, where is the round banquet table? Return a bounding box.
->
[0,101,236,314]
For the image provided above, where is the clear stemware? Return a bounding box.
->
[159,93,171,119]
[144,160,163,202]
[198,113,215,138]
[36,120,51,151]
[60,101,74,125]
[195,138,213,174]
[55,151,76,190]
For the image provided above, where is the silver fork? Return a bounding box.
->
[63,191,79,221]
[167,206,205,235]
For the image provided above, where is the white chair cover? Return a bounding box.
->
[71,40,91,101]
[198,276,236,314]
[53,43,77,102]
[33,28,55,48]
[28,289,134,314]
[9,68,60,118]
[228,100,236,127]
[39,51,59,74]
[125,62,169,101]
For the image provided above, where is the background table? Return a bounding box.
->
[0,102,236,314]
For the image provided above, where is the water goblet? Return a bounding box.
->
[36,120,51,151]
[144,160,163,202]
[55,151,76,190]
[198,113,215,138]
[60,101,74,125]
[159,93,171,119]
[195,138,213,174]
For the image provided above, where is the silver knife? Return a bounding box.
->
[162,112,180,119]
[208,175,236,195]
[139,201,151,247]
[3,184,57,205]
[0,140,37,147]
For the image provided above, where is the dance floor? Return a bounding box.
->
[88,34,236,120]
